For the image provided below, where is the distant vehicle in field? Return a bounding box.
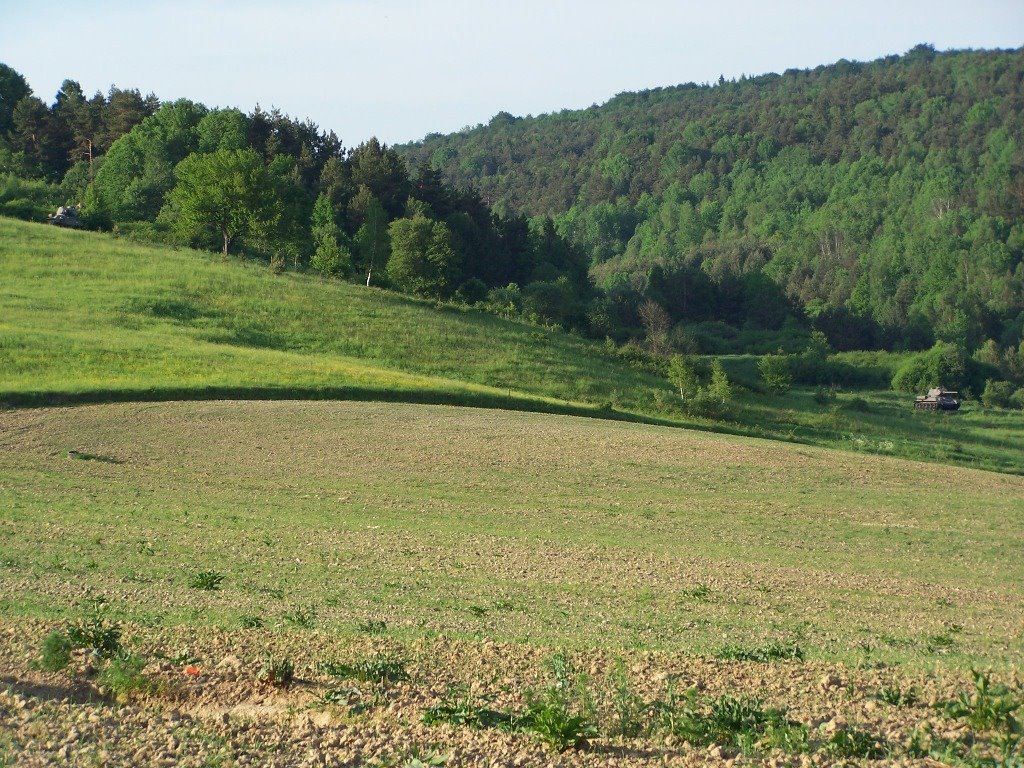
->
[914,387,961,411]
[48,205,82,228]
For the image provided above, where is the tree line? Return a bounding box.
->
[0,63,591,325]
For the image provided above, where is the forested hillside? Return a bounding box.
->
[401,46,1024,357]
[2,49,1023,391]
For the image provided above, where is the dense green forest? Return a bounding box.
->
[1,48,1023,398]
[400,47,1024,363]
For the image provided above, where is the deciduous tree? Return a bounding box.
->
[167,148,279,257]
[387,213,459,297]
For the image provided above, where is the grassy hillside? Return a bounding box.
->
[2,217,1023,474]
[0,218,660,413]
[3,233,1024,764]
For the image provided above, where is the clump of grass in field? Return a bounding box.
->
[38,631,73,672]
[320,654,409,685]
[875,684,919,706]
[321,685,361,706]
[282,605,317,628]
[681,584,711,600]
[65,596,123,658]
[188,570,225,591]
[943,670,1022,733]
[371,748,449,767]
[356,619,387,634]
[926,630,959,654]
[40,595,160,701]
[98,654,159,701]
[238,614,264,629]
[604,659,650,738]
[422,685,517,730]
[821,727,886,759]
[521,651,599,752]
[257,656,295,687]
[653,687,798,755]
[423,652,600,751]
[717,640,804,663]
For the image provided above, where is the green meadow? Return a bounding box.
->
[2,218,1022,475]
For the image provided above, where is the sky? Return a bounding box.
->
[1,0,1021,146]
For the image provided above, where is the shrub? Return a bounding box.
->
[39,631,74,672]
[485,283,522,316]
[1012,388,1024,409]
[892,342,988,394]
[812,386,836,406]
[98,654,158,701]
[758,352,793,394]
[981,379,1016,408]
[454,277,488,305]
[843,396,871,412]
[257,656,295,687]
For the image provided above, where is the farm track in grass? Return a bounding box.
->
[2,401,1023,766]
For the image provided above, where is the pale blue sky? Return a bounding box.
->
[2,0,1021,146]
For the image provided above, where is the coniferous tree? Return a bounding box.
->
[310,192,351,277]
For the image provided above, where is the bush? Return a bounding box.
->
[485,283,522,316]
[39,631,74,672]
[843,396,871,412]
[610,340,668,376]
[98,654,159,701]
[981,379,1016,408]
[2,196,49,221]
[892,342,982,394]
[454,278,488,305]
[812,386,836,406]
[758,352,793,394]
[0,172,62,221]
